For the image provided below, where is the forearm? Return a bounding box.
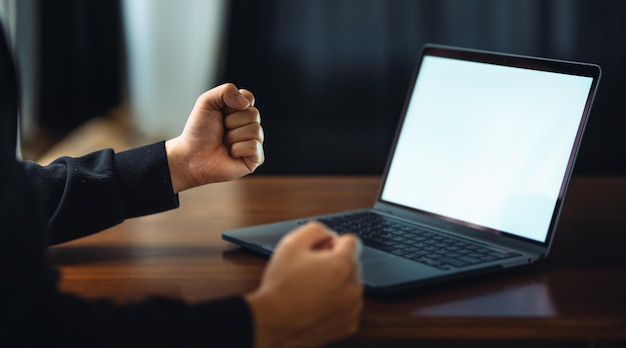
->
[22,141,179,244]
[3,146,253,347]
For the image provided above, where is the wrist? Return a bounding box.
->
[245,290,274,348]
[165,137,190,193]
[245,289,295,348]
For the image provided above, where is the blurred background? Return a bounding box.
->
[1,0,625,175]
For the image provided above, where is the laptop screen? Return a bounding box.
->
[381,52,596,243]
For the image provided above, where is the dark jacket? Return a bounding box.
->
[0,28,252,347]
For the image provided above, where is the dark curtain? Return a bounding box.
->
[221,0,626,175]
[36,0,123,135]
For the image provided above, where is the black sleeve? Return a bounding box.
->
[1,25,253,347]
[1,149,254,348]
[22,142,180,244]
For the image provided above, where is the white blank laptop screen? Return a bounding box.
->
[381,56,593,242]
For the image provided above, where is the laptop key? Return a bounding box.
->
[436,256,469,268]
[321,212,520,270]
[458,255,482,264]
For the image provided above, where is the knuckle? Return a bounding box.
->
[249,122,262,133]
[243,107,261,123]
[195,91,210,104]
[222,82,237,91]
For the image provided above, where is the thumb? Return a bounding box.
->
[332,234,362,261]
[198,83,250,115]
[221,83,251,112]
[332,234,363,282]
[239,89,255,107]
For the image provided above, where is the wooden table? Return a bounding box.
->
[49,176,626,347]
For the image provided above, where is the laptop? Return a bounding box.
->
[222,44,601,294]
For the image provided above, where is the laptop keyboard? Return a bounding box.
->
[313,212,521,270]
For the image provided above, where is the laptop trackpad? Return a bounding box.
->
[360,246,441,288]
